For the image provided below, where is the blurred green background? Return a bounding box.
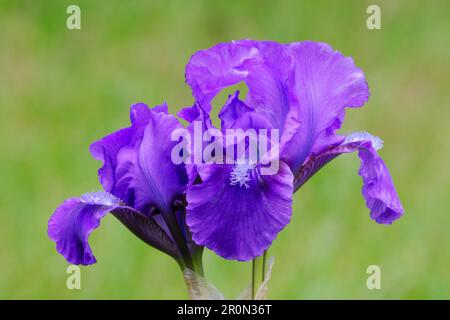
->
[1,0,449,299]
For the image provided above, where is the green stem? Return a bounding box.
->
[251,250,268,299]
[251,255,263,299]
[192,247,205,277]
[251,259,256,299]
[262,250,267,282]
[181,250,205,299]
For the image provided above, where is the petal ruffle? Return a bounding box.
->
[218,91,253,130]
[177,102,214,185]
[219,91,273,131]
[186,162,293,261]
[123,110,188,212]
[186,40,294,130]
[90,104,187,213]
[240,40,294,129]
[294,132,404,224]
[186,41,262,110]
[282,41,370,173]
[90,103,161,201]
[48,192,177,265]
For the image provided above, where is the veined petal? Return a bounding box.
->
[48,192,177,265]
[177,102,215,185]
[219,91,273,131]
[90,103,165,202]
[186,40,294,130]
[282,41,370,173]
[186,41,262,110]
[90,104,187,213]
[242,40,294,129]
[117,111,188,213]
[178,102,211,127]
[186,162,293,261]
[219,91,253,129]
[294,133,404,224]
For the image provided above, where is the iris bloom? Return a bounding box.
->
[48,39,404,298]
[181,40,404,261]
[48,103,204,274]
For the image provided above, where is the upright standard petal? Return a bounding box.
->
[218,91,273,131]
[186,162,293,261]
[48,192,178,265]
[294,133,404,224]
[282,41,370,173]
[186,41,262,110]
[90,103,161,202]
[240,40,294,130]
[122,110,188,213]
[177,102,215,185]
[90,104,187,213]
[218,91,254,130]
[186,40,294,130]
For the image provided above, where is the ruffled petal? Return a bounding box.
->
[117,111,188,213]
[177,103,214,185]
[90,103,164,202]
[282,41,370,173]
[48,192,177,265]
[186,162,293,261]
[90,104,187,213]
[218,91,253,129]
[186,40,294,130]
[294,132,404,224]
[186,41,262,110]
[241,40,294,129]
[219,91,273,131]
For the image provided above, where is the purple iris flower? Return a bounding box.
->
[180,40,404,261]
[48,103,202,272]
